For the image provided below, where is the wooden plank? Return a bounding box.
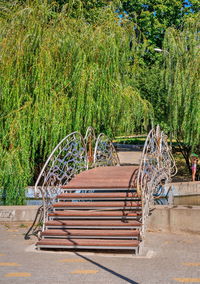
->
[53,201,141,208]
[37,238,140,247]
[57,193,139,199]
[41,229,140,237]
[49,210,141,217]
[45,220,141,227]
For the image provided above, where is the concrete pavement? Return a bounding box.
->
[0,223,200,284]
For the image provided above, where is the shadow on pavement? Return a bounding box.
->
[75,252,139,284]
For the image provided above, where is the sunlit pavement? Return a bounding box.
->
[0,224,200,284]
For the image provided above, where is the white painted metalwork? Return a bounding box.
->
[35,131,87,197]
[84,126,96,166]
[84,126,96,143]
[93,133,120,167]
[25,128,120,239]
[137,125,177,237]
[26,132,88,237]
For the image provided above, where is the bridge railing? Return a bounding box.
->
[25,131,87,239]
[25,127,119,239]
[94,133,120,167]
[137,125,177,238]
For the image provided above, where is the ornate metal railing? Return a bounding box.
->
[25,127,120,239]
[84,126,96,166]
[94,133,120,167]
[25,131,87,239]
[137,125,177,237]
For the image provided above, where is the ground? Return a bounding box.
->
[0,223,200,284]
[118,149,192,183]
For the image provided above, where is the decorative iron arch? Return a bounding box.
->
[137,125,177,238]
[93,133,120,167]
[84,126,96,166]
[25,131,87,239]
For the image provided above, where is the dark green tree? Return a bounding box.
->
[162,14,200,169]
[120,0,200,48]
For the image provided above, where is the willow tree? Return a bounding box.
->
[163,14,200,168]
[0,0,152,204]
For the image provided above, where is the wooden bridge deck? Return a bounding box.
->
[63,166,139,189]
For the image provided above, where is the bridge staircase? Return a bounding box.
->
[36,166,142,254]
[25,126,176,255]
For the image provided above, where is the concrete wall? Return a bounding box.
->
[0,206,38,222]
[169,181,200,196]
[148,205,200,235]
[0,205,199,235]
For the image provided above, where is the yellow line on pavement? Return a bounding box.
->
[0,262,21,266]
[71,270,98,274]
[164,241,172,244]
[174,278,200,282]
[4,272,31,277]
[0,254,5,256]
[58,258,86,263]
[182,263,200,266]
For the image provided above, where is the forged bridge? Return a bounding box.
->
[25,126,176,255]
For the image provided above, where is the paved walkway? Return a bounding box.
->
[0,223,200,284]
[118,151,141,165]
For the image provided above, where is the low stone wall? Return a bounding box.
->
[148,205,200,235]
[170,181,200,196]
[0,205,199,235]
[0,206,38,223]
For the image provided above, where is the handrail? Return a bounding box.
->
[25,127,120,239]
[137,125,177,238]
[34,131,87,196]
[84,126,96,166]
[32,131,88,234]
[93,133,120,167]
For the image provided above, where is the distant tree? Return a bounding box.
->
[162,14,200,169]
[120,0,200,48]
[0,0,152,204]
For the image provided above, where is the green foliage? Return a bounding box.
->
[0,0,152,204]
[163,14,200,149]
[0,0,199,203]
[120,0,200,48]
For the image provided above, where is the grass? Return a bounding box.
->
[172,152,191,182]
[113,137,147,145]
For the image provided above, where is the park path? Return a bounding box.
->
[1,224,200,284]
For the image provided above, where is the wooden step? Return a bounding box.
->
[53,201,142,209]
[36,238,140,249]
[63,188,137,191]
[62,185,137,189]
[49,210,141,219]
[57,192,140,199]
[41,229,140,238]
[45,220,142,229]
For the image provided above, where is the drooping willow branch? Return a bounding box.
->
[0,1,152,205]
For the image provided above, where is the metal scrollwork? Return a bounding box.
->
[84,126,96,166]
[137,125,177,237]
[93,133,120,167]
[25,131,87,238]
[25,128,121,239]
